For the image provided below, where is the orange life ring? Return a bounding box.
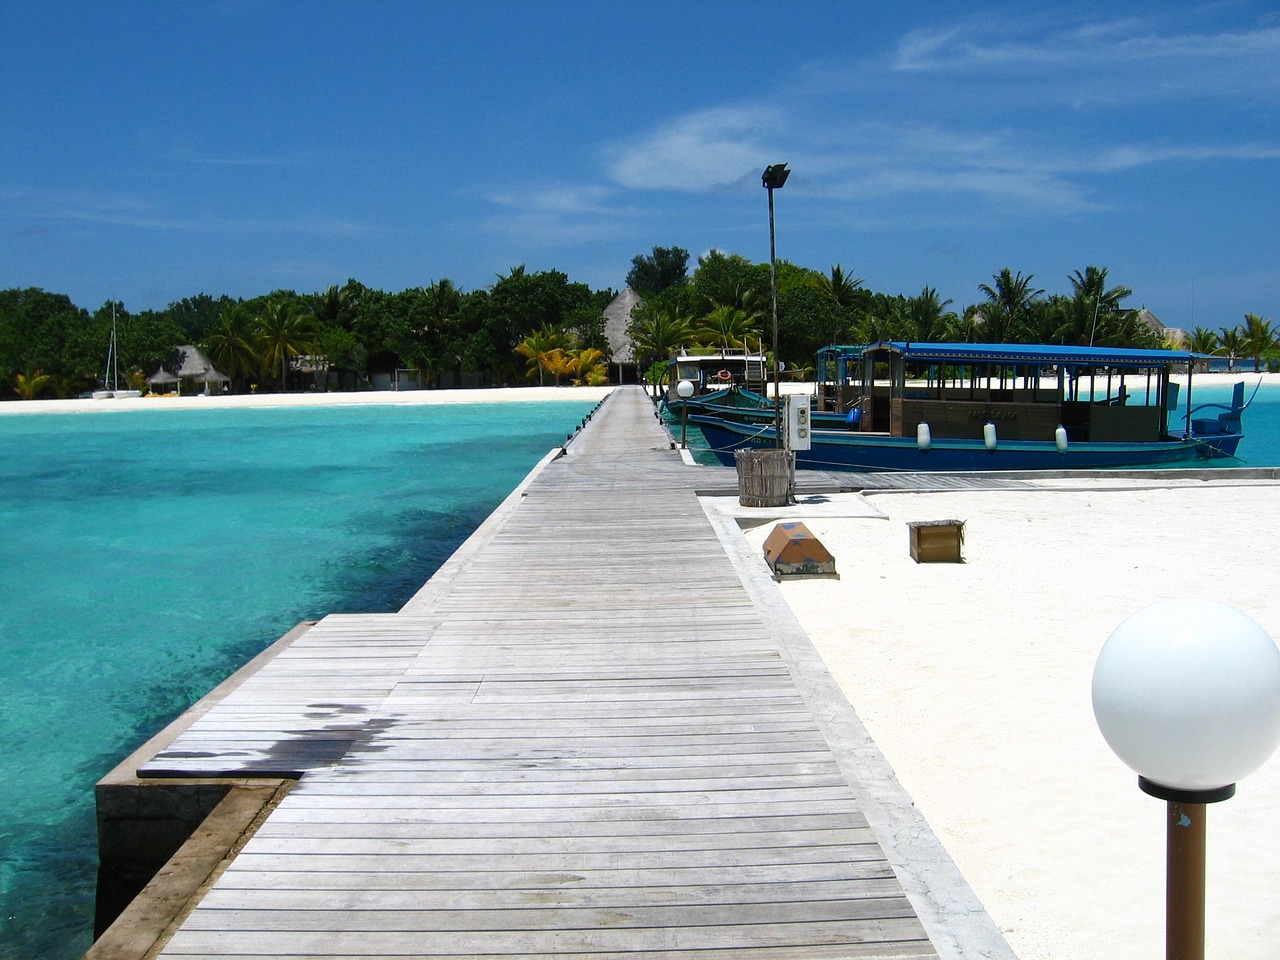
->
[716,369,732,382]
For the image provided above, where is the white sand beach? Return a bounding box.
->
[744,477,1280,960]
[3,368,1274,416]
[0,384,616,415]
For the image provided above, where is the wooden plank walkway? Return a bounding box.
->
[143,386,946,959]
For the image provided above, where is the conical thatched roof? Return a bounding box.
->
[602,287,642,364]
[1138,308,1186,346]
[153,345,230,383]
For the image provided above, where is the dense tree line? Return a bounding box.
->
[1,269,613,399]
[625,249,1277,384]
[2,248,1274,400]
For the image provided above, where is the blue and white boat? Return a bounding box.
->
[663,348,770,403]
[691,341,1247,471]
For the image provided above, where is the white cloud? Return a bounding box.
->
[605,107,784,191]
[487,184,620,217]
[591,10,1280,227]
[890,15,1280,103]
[481,182,638,247]
[1092,142,1280,171]
[2,184,374,237]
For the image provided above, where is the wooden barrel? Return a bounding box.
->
[735,448,792,507]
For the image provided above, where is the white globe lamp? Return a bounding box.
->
[1092,597,1280,960]
[676,379,696,449]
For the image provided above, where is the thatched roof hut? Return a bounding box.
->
[602,287,642,383]
[603,288,641,364]
[149,345,230,393]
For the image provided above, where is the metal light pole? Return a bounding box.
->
[762,163,790,449]
[1093,598,1280,960]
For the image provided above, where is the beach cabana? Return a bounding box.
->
[146,368,180,394]
[149,345,231,395]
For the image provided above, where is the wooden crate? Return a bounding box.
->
[908,519,965,563]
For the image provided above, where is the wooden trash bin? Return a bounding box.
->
[908,519,965,563]
[735,448,792,508]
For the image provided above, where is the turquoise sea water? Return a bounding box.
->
[0,399,596,960]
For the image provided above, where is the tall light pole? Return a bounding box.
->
[762,163,790,449]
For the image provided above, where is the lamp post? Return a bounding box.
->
[762,162,790,449]
[676,378,695,449]
[1092,598,1280,960]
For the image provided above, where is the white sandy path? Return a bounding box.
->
[0,385,617,415]
[745,478,1280,960]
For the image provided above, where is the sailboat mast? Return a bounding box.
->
[111,301,120,391]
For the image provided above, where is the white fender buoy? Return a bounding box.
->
[1055,424,1068,452]
[983,421,998,450]
[917,422,931,451]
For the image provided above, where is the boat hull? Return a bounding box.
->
[663,388,851,428]
[691,415,1243,472]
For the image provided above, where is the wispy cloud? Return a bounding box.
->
[487,184,621,217]
[891,16,1280,103]
[481,182,639,246]
[594,11,1280,226]
[2,184,374,237]
[605,107,784,192]
[161,146,303,167]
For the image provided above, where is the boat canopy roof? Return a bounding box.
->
[850,341,1200,369]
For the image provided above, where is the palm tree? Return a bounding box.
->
[13,369,51,400]
[256,299,316,391]
[1218,327,1245,373]
[902,287,955,342]
[204,304,259,391]
[315,283,361,330]
[628,307,694,370]
[852,294,905,344]
[1186,326,1220,356]
[567,347,606,386]
[818,264,863,308]
[1069,266,1133,345]
[697,305,760,352]
[514,325,565,385]
[978,269,1044,343]
[1242,313,1275,372]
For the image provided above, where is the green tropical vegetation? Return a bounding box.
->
[2,246,1274,400]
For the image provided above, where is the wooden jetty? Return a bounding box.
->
[95,386,1011,960]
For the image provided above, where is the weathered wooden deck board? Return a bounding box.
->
[147,386,940,959]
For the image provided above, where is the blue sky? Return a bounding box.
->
[2,1,1277,331]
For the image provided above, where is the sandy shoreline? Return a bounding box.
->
[744,477,1280,960]
[0,385,617,415]
[4,368,1272,416]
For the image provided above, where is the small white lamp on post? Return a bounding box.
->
[1092,598,1280,960]
[676,379,695,449]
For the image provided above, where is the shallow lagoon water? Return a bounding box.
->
[0,399,595,959]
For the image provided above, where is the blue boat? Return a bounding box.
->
[664,384,854,429]
[663,348,771,402]
[692,341,1247,471]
